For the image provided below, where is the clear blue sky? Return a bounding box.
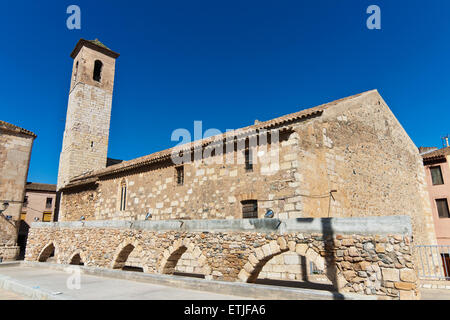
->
[1,0,449,184]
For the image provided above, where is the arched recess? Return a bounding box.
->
[110,240,147,272]
[158,239,211,279]
[237,239,346,291]
[68,250,86,265]
[38,242,57,263]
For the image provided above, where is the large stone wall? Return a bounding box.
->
[58,90,437,250]
[25,216,419,299]
[0,125,35,260]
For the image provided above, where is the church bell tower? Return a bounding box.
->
[57,39,120,190]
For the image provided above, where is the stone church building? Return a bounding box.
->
[24,39,438,299]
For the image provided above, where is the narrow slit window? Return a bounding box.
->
[42,212,52,222]
[74,61,79,81]
[93,60,103,82]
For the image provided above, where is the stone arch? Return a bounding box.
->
[158,238,211,279]
[37,242,58,263]
[237,238,346,290]
[68,250,86,265]
[110,240,147,272]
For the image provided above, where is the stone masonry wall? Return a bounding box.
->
[25,217,419,299]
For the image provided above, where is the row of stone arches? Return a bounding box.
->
[35,238,344,291]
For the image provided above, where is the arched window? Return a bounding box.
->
[93,60,103,82]
[120,179,127,211]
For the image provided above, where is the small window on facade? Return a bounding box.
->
[46,197,52,209]
[436,198,450,218]
[120,179,127,211]
[241,200,258,218]
[42,212,52,222]
[93,60,103,82]
[245,149,253,171]
[431,166,444,185]
[176,166,184,185]
[23,196,28,207]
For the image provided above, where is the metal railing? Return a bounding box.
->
[415,245,450,280]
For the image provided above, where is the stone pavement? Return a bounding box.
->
[0,265,251,300]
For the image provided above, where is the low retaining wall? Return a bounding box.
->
[25,216,419,299]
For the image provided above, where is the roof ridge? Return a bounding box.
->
[66,89,378,186]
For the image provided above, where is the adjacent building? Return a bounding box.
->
[421,146,450,245]
[0,120,36,261]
